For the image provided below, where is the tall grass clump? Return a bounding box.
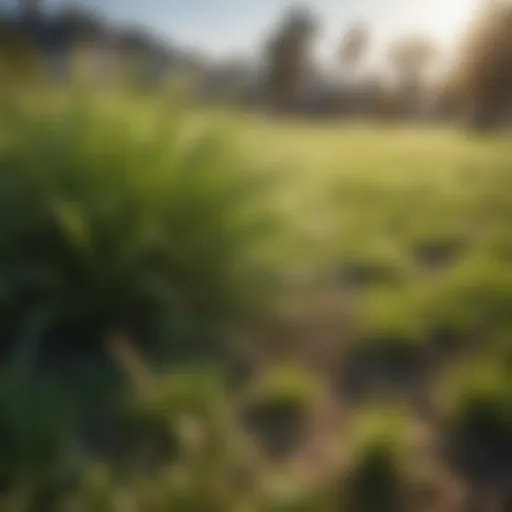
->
[0,342,83,510]
[346,285,429,396]
[425,256,512,341]
[437,361,512,485]
[242,365,322,459]
[0,84,282,360]
[67,339,257,512]
[338,408,411,512]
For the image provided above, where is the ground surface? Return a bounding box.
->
[225,118,512,509]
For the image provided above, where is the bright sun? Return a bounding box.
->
[428,0,478,41]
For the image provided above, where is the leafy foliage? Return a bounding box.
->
[242,366,321,459]
[340,409,410,512]
[0,86,281,358]
[265,6,318,111]
[439,360,512,482]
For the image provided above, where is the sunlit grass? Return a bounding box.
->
[231,115,512,357]
[0,80,511,509]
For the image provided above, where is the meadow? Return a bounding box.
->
[0,85,511,511]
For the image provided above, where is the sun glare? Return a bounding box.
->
[428,0,478,42]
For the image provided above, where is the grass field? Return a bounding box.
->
[237,116,512,366]
[0,87,511,510]
[234,119,512,509]
[232,117,512,267]
[235,117,512,510]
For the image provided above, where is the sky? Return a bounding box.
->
[9,0,479,64]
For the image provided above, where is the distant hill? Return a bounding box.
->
[0,5,205,84]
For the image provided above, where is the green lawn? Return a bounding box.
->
[1,86,512,508]
[228,117,512,361]
[226,117,512,509]
[232,117,510,259]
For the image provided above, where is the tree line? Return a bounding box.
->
[2,0,512,127]
[264,1,512,127]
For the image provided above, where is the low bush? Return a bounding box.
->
[438,361,512,483]
[70,344,255,511]
[0,85,282,360]
[425,257,512,338]
[0,358,81,508]
[242,366,321,459]
[338,409,410,512]
[357,286,428,365]
[260,473,333,511]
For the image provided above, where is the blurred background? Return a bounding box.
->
[2,0,512,125]
[0,1,511,511]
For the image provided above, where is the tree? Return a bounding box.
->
[264,5,318,112]
[338,23,369,71]
[388,35,437,117]
[337,23,370,115]
[20,0,41,20]
[457,0,512,128]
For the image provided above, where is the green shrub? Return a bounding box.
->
[339,409,410,512]
[242,366,321,459]
[0,85,281,358]
[438,360,512,482]
[426,257,512,337]
[245,365,321,407]
[72,348,254,511]
[403,193,470,256]
[111,340,245,470]
[356,286,428,366]
[0,363,81,507]
[338,285,430,402]
[260,473,333,511]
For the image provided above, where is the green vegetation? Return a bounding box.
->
[0,82,511,509]
[340,409,410,512]
[439,360,512,477]
[0,86,283,362]
[242,366,322,459]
